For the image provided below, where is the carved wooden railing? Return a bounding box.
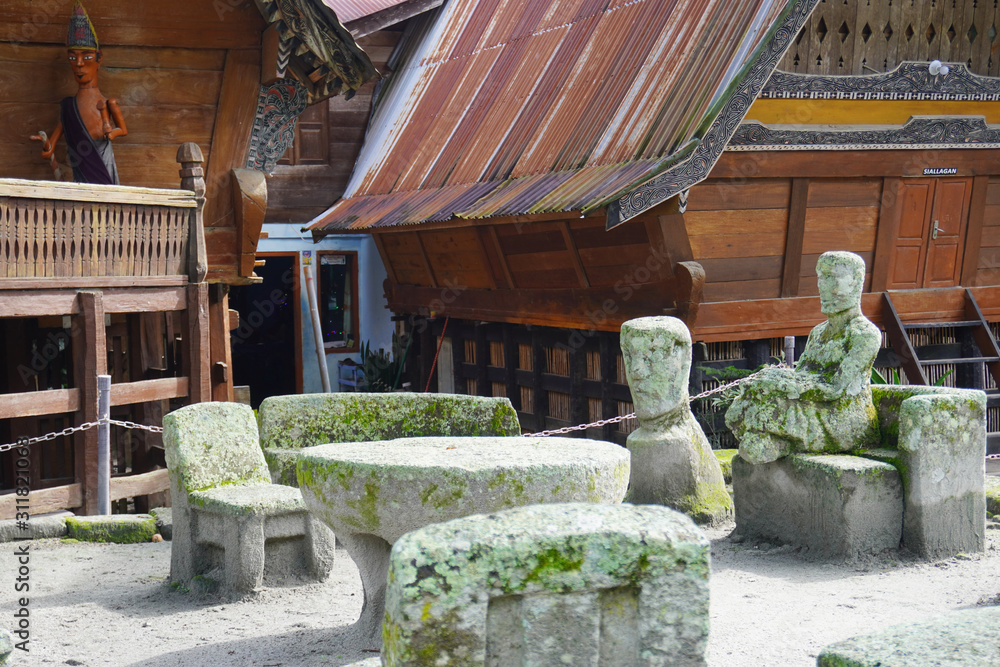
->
[0,143,207,288]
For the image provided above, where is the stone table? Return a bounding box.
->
[296,436,630,647]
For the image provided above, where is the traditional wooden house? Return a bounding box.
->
[0,0,377,516]
[306,0,1000,455]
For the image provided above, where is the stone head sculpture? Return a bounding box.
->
[620,316,691,422]
[817,250,865,317]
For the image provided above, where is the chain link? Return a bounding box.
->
[109,419,163,434]
[0,417,162,452]
[522,367,778,437]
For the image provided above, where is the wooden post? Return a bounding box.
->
[74,290,107,515]
[210,284,234,402]
[185,283,211,403]
[178,142,208,284]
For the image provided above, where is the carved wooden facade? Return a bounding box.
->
[779,0,1000,76]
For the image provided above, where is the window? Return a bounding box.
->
[277,103,329,166]
[317,251,358,352]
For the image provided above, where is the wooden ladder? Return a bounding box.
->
[882,290,1000,454]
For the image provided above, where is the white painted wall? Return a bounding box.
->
[256,223,393,393]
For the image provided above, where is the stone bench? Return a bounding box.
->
[258,392,520,486]
[733,385,986,560]
[818,606,1000,666]
[163,402,334,595]
[297,435,630,648]
[383,503,711,666]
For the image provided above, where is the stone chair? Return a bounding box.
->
[733,384,987,560]
[382,503,711,666]
[257,392,521,485]
[162,402,334,595]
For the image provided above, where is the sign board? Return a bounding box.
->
[923,168,958,176]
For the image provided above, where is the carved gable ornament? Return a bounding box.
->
[246,79,309,174]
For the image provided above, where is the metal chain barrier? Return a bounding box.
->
[0,417,162,453]
[522,366,779,437]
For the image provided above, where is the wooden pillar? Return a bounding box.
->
[177,143,207,284]
[568,340,587,438]
[475,324,489,397]
[210,284,234,402]
[185,283,211,404]
[451,322,465,394]
[73,291,106,515]
[502,324,519,410]
[600,333,616,442]
[531,329,546,429]
[745,339,771,370]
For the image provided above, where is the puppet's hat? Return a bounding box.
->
[67,2,99,51]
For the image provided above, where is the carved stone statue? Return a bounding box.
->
[725,251,881,464]
[30,2,126,185]
[621,315,733,525]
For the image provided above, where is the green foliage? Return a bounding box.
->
[361,335,403,392]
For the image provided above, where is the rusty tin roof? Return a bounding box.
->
[309,0,814,234]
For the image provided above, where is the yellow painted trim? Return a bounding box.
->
[746,99,1000,126]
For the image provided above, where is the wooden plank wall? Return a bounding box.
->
[265,29,402,224]
[685,179,789,303]
[0,0,266,284]
[977,177,1000,287]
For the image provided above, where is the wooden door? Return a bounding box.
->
[887,178,972,289]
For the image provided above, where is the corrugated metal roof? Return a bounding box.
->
[309,0,802,233]
[322,0,412,24]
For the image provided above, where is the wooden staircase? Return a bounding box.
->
[882,289,1000,454]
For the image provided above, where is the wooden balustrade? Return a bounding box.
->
[0,180,200,287]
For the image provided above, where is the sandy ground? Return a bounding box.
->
[2,522,998,667]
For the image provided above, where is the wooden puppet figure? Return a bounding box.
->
[31,2,127,185]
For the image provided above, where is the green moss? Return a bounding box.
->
[525,546,585,587]
[65,516,156,544]
[344,479,381,530]
[714,449,738,483]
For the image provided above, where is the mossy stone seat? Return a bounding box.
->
[163,402,334,595]
[383,503,710,666]
[258,392,521,486]
[733,384,987,560]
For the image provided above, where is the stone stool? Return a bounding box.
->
[383,503,711,666]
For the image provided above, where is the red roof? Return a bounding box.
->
[310,0,813,233]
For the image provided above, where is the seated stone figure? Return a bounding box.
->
[726,251,881,464]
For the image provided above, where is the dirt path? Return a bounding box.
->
[2,523,998,666]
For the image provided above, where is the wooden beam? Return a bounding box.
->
[0,388,80,420]
[371,234,399,284]
[0,179,197,207]
[870,178,900,292]
[488,226,516,289]
[961,175,990,286]
[414,232,439,288]
[203,49,262,232]
[74,290,106,516]
[110,378,190,407]
[103,287,189,313]
[0,484,83,520]
[390,281,680,332]
[109,469,170,503]
[711,149,1000,180]
[0,277,188,290]
[315,209,603,236]
[345,0,445,37]
[0,291,79,316]
[232,168,268,278]
[559,221,590,288]
[658,213,693,264]
[473,228,499,290]
[781,178,810,297]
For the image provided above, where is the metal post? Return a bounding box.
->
[784,336,796,367]
[97,374,111,515]
[304,263,333,393]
